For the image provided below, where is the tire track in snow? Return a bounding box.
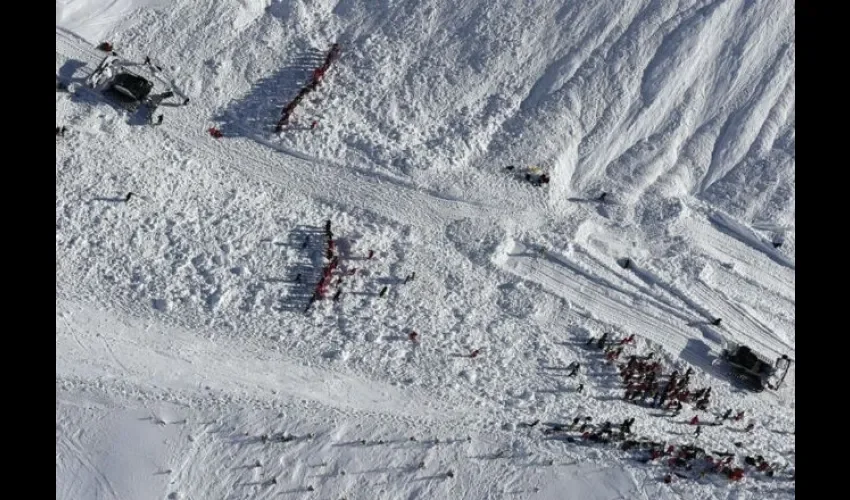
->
[675,217,795,299]
[495,240,697,358]
[688,281,793,359]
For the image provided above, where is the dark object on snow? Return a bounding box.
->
[325,220,332,234]
[208,127,223,138]
[577,383,584,393]
[721,343,788,391]
[598,192,607,201]
[469,349,481,359]
[333,289,342,301]
[125,192,135,202]
[619,258,631,269]
[56,126,68,137]
[445,470,454,478]
[379,286,388,298]
[772,240,783,248]
[710,318,722,326]
[302,236,310,249]
[367,249,374,260]
[596,332,609,349]
[155,114,164,125]
[505,165,515,171]
[409,331,418,342]
[404,272,416,284]
[97,42,113,52]
[107,73,154,103]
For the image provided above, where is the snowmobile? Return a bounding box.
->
[83,52,189,124]
[719,342,791,392]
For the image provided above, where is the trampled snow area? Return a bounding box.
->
[56,0,795,498]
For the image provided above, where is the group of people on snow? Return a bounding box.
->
[276,43,341,131]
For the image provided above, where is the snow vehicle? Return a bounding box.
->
[719,342,791,391]
[84,52,189,124]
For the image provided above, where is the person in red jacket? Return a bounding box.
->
[689,415,700,426]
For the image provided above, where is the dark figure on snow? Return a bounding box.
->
[469,349,481,359]
[56,126,67,137]
[367,250,374,260]
[404,272,416,284]
[155,115,164,125]
[597,192,607,202]
[596,332,609,349]
[125,192,136,202]
[577,383,584,393]
[620,258,631,270]
[144,56,151,65]
[409,331,418,342]
[710,318,722,326]
[310,120,318,130]
[505,165,515,171]
[567,362,580,377]
[302,236,310,249]
[379,286,388,298]
[694,426,702,437]
[294,273,302,283]
[333,289,342,301]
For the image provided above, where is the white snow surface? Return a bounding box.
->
[56,0,794,498]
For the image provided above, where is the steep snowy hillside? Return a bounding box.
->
[56,0,794,499]
[74,0,794,227]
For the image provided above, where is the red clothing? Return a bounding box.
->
[690,416,699,425]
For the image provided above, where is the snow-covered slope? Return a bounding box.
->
[56,0,795,498]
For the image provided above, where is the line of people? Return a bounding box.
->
[276,43,341,131]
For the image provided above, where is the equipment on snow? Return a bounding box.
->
[208,127,223,138]
[84,51,189,125]
[97,42,113,52]
[720,342,789,392]
[379,286,388,297]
